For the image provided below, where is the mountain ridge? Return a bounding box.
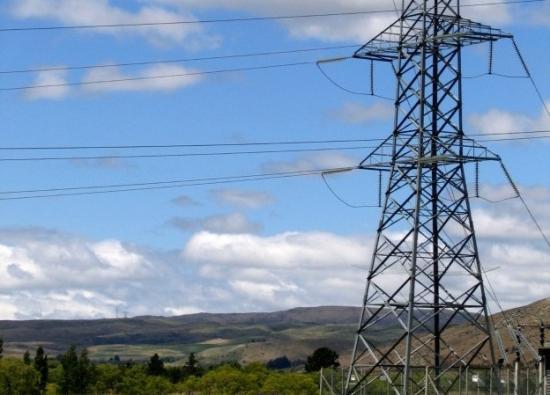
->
[1,299,548,365]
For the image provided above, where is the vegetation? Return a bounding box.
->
[0,339,328,394]
[304,347,339,372]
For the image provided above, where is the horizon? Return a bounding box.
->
[0,0,548,321]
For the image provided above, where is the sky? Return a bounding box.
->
[0,0,548,320]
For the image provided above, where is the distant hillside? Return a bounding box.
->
[1,300,548,366]
[0,306,367,364]
[442,298,550,363]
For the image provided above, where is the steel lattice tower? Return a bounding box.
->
[346,1,512,394]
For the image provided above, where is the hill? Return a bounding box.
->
[0,306,368,365]
[1,299,548,366]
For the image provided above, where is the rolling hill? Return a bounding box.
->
[1,299,548,366]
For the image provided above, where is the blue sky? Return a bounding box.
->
[0,0,548,319]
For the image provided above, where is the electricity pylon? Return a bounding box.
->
[346,1,512,394]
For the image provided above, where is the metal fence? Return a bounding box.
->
[320,364,546,395]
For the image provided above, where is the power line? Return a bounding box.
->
[0,61,315,92]
[0,138,383,151]
[511,38,550,118]
[0,167,345,201]
[0,45,361,75]
[499,162,550,249]
[0,145,377,162]
[0,130,548,152]
[0,134,548,162]
[0,0,542,33]
[479,135,550,142]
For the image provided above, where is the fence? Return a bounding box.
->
[320,364,546,395]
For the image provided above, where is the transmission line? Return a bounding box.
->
[0,61,315,92]
[0,44,361,75]
[0,167,348,201]
[0,0,542,33]
[0,130,548,152]
[0,145,376,162]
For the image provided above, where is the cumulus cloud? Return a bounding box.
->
[24,69,71,100]
[23,63,205,101]
[0,227,206,319]
[1,182,548,319]
[468,101,550,134]
[529,1,550,26]
[183,230,371,309]
[331,101,393,124]
[211,188,275,209]
[171,194,200,207]
[169,212,262,234]
[9,0,218,48]
[157,0,513,42]
[471,184,550,238]
[184,231,370,269]
[81,64,203,94]
[262,152,360,173]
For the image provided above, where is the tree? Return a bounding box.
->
[266,356,291,370]
[92,364,121,394]
[147,353,164,376]
[185,352,201,376]
[0,357,40,395]
[60,346,79,394]
[190,365,261,395]
[33,347,48,394]
[304,347,339,372]
[77,348,94,393]
[23,351,31,365]
[262,372,317,394]
[59,346,95,395]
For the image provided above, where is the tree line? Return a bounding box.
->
[0,338,339,394]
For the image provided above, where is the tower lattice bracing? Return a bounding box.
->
[346,1,512,394]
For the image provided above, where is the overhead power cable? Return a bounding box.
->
[0,145,377,162]
[499,162,550,249]
[0,138,383,151]
[511,38,550,118]
[0,61,315,92]
[0,134,548,162]
[0,44,361,75]
[0,130,548,152]
[0,167,346,201]
[0,0,542,33]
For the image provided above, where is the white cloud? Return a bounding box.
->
[81,64,203,94]
[24,69,70,100]
[10,0,217,48]
[1,180,549,319]
[157,0,513,43]
[472,184,550,237]
[170,212,262,234]
[24,63,205,101]
[183,230,372,310]
[158,0,397,42]
[0,231,150,292]
[530,1,550,26]
[468,101,550,134]
[331,101,393,124]
[164,306,202,315]
[262,152,360,173]
[184,231,370,269]
[211,188,275,209]
[172,194,200,207]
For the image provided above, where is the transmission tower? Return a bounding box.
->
[346,1,513,394]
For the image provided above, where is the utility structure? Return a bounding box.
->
[346,0,514,394]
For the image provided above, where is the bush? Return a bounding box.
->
[261,372,317,395]
[0,357,40,395]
